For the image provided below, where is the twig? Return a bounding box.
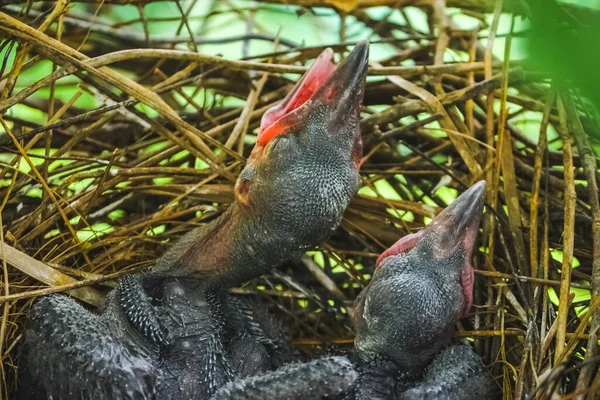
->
[554,91,576,363]
[0,241,103,307]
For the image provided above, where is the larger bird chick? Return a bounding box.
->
[18,41,370,400]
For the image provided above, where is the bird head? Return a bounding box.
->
[148,42,369,285]
[351,181,486,370]
[233,41,368,253]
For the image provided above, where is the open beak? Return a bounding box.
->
[256,40,369,157]
[376,181,486,268]
[259,48,337,132]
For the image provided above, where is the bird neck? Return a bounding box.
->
[149,202,296,287]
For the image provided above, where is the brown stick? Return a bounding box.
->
[0,12,240,180]
[554,92,576,363]
[0,242,103,307]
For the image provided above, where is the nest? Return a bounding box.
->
[0,1,599,398]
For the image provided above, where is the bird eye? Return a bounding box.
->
[268,136,282,151]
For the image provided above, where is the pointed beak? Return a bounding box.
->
[422,181,486,257]
[376,181,486,267]
[256,41,369,157]
[311,39,369,129]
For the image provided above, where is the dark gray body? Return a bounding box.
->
[206,342,494,400]
[153,279,231,399]
[397,344,495,400]
[19,276,220,399]
[18,275,357,400]
[340,344,495,400]
[19,290,159,399]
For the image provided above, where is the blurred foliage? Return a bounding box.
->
[526,0,600,112]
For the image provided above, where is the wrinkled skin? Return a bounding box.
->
[18,41,369,400]
[346,181,497,399]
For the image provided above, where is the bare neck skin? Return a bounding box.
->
[147,202,299,289]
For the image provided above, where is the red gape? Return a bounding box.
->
[256,48,336,146]
[460,264,474,317]
[375,232,421,270]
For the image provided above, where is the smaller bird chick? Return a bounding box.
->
[350,181,497,399]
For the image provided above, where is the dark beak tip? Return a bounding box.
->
[451,180,486,211]
[447,181,486,238]
[353,39,370,58]
[348,40,370,75]
[328,40,370,84]
[469,180,486,201]
[310,40,369,126]
[423,181,486,239]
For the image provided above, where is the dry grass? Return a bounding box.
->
[0,1,599,398]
